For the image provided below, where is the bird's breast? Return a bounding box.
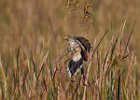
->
[72,53,82,62]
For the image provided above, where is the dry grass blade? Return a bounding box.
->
[54,49,69,64]
[52,49,69,80]
[0,56,7,99]
[37,51,49,83]
[72,77,82,100]
[92,30,108,55]
[102,37,114,71]
[0,1,139,99]
[110,20,126,57]
[83,30,108,100]
[48,17,56,35]
[123,14,139,58]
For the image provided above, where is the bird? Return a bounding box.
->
[64,35,91,78]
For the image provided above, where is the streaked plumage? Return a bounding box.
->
[67,57,83,77]
[64,35,91,78]
[74,36,91,52]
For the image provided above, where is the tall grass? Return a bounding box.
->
[0,0,140,99]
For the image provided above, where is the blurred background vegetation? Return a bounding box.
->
[0,0,140,57]
[0,0,140,99]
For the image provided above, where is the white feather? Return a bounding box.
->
[72,54,82,61]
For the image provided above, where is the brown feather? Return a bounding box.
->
[74,36,91,52]
[81,49,88,61]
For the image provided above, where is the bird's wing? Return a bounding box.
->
[74,36,91,52]
[67,58,83,77]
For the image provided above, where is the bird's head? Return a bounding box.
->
[64,35,71,41]
[64,35,80,52]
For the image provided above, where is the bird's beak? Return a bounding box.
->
[64,35,70,41]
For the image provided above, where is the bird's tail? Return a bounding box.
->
[67,58,84,78]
